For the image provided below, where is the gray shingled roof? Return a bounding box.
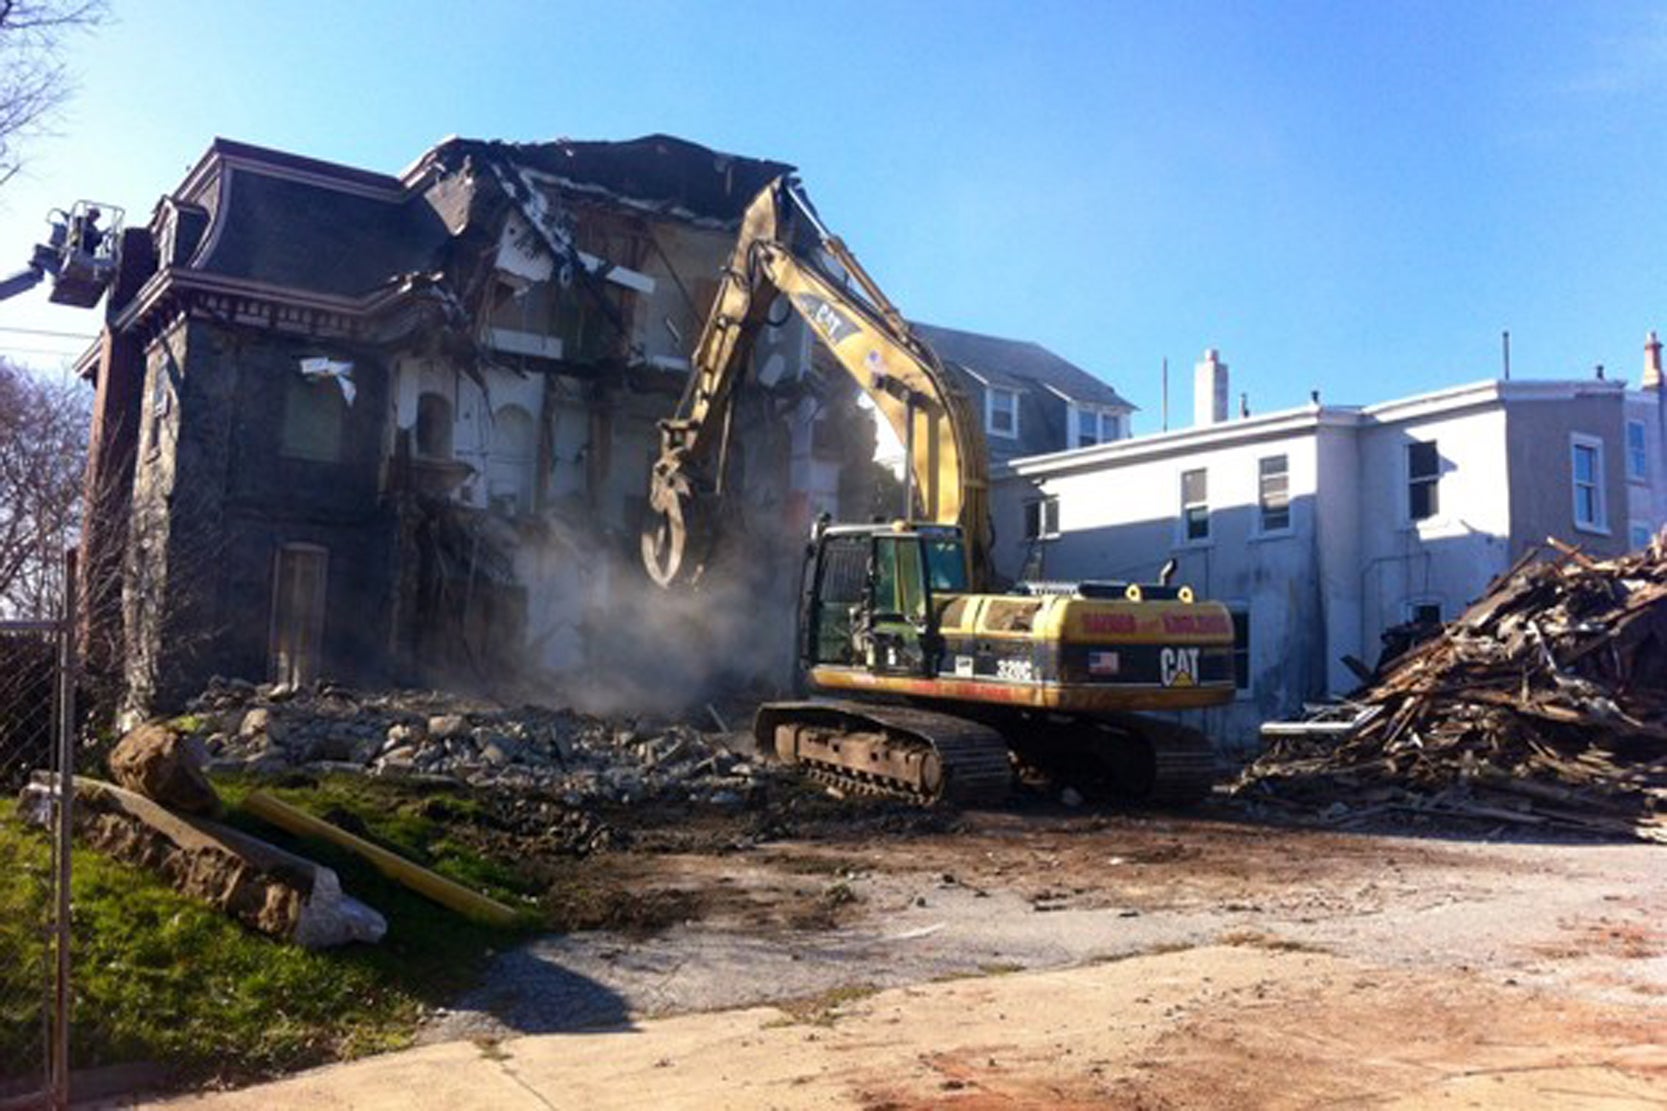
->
[911,321,1135,409]
[198,169,448,297]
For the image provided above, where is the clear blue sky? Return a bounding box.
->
[2,0,1664,427]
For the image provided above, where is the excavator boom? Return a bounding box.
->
[641,177,991,587]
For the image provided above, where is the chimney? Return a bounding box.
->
[1645,331,1663,391]
[1194,348,1229,426]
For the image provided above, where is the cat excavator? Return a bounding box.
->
[642,177,1234,805]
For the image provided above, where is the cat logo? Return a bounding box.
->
[1159,647,1200,687]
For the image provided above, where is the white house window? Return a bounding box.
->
[1180,468,1209,542]
[1073,407,1123,448]
[1626,420,1648,481]
[1407,440,1439,521]
[987,387,1018,438]
[1570,434,1606,533]
[1258,454,1290,533]
[1023,495,1059,540]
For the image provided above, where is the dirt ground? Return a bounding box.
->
[152,799,1667,1109]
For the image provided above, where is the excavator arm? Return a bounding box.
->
[642,177,992,587]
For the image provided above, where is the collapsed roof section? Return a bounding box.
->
[413,134,794,229]
[109,133,796,373]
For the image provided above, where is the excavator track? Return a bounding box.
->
[755,700,1012,806]
[1003,712,1221,808]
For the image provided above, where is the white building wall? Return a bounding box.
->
[997,410,1332,751]
[1353,396,1512,657]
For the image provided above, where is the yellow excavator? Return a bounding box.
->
[642,177,1234,805]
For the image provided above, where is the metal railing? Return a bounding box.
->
[0,575,77,1110]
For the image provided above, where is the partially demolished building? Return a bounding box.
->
[81,135,884,715]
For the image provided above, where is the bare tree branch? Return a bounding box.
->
[0,358,90,618]
[0,0,106,184]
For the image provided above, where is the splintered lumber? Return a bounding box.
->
[1235,533,1667,841]
[243,790,519,926]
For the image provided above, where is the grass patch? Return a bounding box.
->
[0,771,550,1087]
[1217,929,1331,954]
[764,982,881,1027]
[212,771,540,911]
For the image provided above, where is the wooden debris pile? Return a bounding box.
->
[1234,536,1667,841]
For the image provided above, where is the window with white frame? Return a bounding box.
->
[986,387,1018,438]
[1180,468,1209,542]
[1570,434,1606,532]
[1258,454,1290,533]
[1023,495,1059,540]
[1626,420,1648,481]
[1073,406,1124,448]
[1407,440,1439,521]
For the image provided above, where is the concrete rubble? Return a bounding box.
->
[179,677,782,810]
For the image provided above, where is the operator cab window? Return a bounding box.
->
[924,538,969,592]
[812,535,868,665]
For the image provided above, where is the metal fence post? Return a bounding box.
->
[51,550,78,1111]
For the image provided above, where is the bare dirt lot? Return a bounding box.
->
[154,800,1667,1109]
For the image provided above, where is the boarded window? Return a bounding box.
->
[1181,468,1209,541]
[1258,455,1290,532]
[269,544,328,687]
[281,375,345,462]
[1407,441,1439,521]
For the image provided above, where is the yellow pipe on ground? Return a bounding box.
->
[243,790,520,927]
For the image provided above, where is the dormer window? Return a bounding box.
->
[1074,406,1124,448]
[987,387,1018,438]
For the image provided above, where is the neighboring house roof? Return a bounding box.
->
[911,321,1134,410]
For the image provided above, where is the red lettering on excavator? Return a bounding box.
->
[1081,613,1138,634]
[1162,613,1230,636]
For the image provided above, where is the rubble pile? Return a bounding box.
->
[180,679,776,809]
[1235,537,1667,842]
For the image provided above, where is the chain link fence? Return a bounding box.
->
[0,612,76,1111]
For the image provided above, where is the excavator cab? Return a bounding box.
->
[801,522,967,679]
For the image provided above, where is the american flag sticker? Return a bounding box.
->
[1088,651,1121,676]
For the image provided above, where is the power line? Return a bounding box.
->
[0,326,99,340]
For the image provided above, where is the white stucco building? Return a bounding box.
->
[993,346,1667,751]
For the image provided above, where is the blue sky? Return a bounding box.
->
[2,0,1664,427]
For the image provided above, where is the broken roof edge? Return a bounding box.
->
[407,132,795,226]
